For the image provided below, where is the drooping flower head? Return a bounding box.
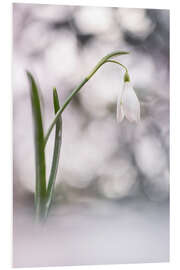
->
[117,71,140,123]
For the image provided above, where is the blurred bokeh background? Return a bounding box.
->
[13,3,169,267]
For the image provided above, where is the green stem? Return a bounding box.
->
[44,50,129,146]
[105,60,128,72]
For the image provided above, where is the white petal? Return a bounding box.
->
[117,103,125,122]
[122,82,140,122]
[116,86,125,122]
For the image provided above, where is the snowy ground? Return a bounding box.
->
[13,195,169,267]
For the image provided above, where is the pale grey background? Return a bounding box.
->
[13,3,169,267]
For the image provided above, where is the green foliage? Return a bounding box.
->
[27,73,62,221]
[45,88,62,218]
[27,72,46,220]
[26,50,129,221]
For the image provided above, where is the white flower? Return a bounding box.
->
[117,81,140,122]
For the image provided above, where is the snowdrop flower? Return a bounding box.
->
[117,72,140,123]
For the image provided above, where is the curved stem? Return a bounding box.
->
[44,50,129,147]
[105,60,128,72]
[86,50,129,80]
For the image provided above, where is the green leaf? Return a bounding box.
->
[45,88,62,216]
[26,71,46,219]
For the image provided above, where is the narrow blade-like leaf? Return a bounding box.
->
[45,88,62,215]
[27,71,46,219]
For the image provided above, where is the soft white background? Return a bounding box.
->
[0,0,178,269]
